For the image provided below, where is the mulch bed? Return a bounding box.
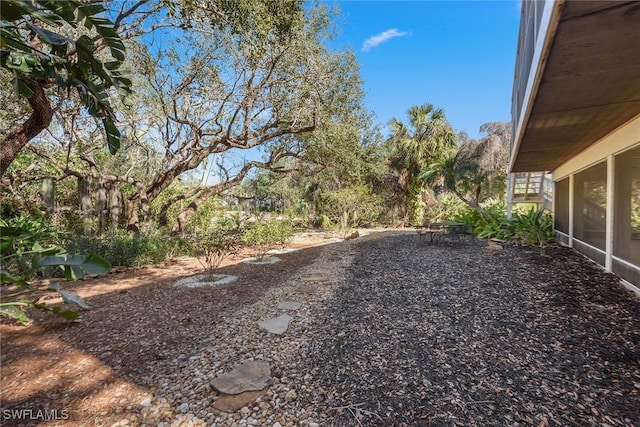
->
[296,232,640,426]
[1,230,639,426]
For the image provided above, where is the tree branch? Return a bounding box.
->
[1,82,53,176]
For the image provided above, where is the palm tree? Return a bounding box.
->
[387,104,456,224]
[419,146,490,217]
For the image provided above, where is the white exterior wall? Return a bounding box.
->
[552,115,640,296]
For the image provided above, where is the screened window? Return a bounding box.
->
[614,145,640,265]
[573,162,606,251]
[554,178,569,234]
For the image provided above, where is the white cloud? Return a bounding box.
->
[362,29,409,52]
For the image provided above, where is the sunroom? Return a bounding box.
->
[508,0,640,291]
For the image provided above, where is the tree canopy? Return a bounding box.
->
[0,0,132,175]
[386,103,457,224]
[1,1,512,239]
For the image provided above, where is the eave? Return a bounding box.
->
[509,1,640,173]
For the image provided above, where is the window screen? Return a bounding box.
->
[554,178,569,234]
[613,145,640,265]
[573,162,607,251]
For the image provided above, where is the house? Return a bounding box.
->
[507,0,640,293]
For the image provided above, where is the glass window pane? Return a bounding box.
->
[573,162,607,250]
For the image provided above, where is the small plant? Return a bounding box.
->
[317,214,335,230]
[193,216,243,271]
[1,224,111,324]
[448,199,555,254]
[474,213,515,240]
[513,207,555,255]
[0,215,60,278]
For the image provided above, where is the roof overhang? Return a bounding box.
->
[509,1,640,173]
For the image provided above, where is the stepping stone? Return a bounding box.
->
[297,284,316,294]
[266,248,297,255]
[211,361,271,395]
[301,275,326,282]
[174,274,237,288]
[241,256,281,265]
[213,389,267,413]
[258,314,293,335]
[277,301,302,310]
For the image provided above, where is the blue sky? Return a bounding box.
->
[328,0,522,139]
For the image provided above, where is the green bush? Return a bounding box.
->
[0,215,61,279]
[512,207,555,254]
[1,223,110,324]
[473,213,516,240]
[64,230,192,267]
[242,217,294,259]
[444,197,513,239]
[185,196,226,233]
[425,194,467,223]
[191,215,243,270]
[316,214,336,230]
[440,198,555,253]
[317,185,381,229]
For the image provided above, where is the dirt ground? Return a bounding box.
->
[1,229,639,427]
[0,229,347,426]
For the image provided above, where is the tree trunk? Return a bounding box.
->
[158,188,200,228]
[171,163,257,232]
[42,178,56,213]
[340,210,348,231]
[126,198,140,235]
[78,177,93,234]
[174,200,198,233]
[1,82,52,176]
[109,186,123,231]
[140,193,152,232]
[453,189,490,218]
[97,178,107,233]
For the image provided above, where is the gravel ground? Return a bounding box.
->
[1,229,639,426]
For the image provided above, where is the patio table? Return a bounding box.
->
[417,222,472,245]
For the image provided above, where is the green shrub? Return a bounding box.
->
[426,194,467,222]
[1,224,110,324]
[242,217,294,259]
[513,207,555,254]
[0,215,61,279]
[443,199,555,254]
[185,196,226,233]
[473,213,515,240]
[191,215,243,270]
[445,197,513,239]
[316,214,336,230]
[317,185,381,229]
[65,230,191,267]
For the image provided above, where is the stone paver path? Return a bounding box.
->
[258,314,294,335]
